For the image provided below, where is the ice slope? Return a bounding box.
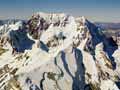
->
[0,12,119,90]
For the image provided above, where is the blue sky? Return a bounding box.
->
[0,0,120,22]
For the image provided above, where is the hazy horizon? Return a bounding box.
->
[0,0,120,22]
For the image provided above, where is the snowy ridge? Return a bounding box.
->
[0,12,119,90]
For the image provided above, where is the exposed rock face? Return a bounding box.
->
[0,12,120,90]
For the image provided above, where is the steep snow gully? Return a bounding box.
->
[0,12,120,90]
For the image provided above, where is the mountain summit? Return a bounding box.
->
[0,12,120,90]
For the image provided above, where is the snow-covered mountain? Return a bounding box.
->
[0,12,120,90]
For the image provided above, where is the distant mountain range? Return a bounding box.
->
[95,22,120,30]
[0,19,26,26]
